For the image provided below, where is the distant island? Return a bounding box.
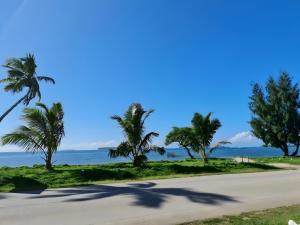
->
[98,147,116,150]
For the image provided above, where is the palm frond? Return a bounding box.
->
[139,132,159,149]
[36,102,49,114]
[6,69,24,78]
[3,80,24,93]
[111,115,123,123]
[1,126,43,152]
[149,146,165,155]
[209,141,231,154]
[21,108,50,142]
[37,76,55,84]
[22,53,36,75]
[141,109,154,127]
[108,142,131,158]
[3,58,24,71]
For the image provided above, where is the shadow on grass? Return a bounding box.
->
[168,162,276,174]
[67,168,136,181]
[240,162,279,170]
[29,182,238,208]
[2,176,47,193]
[169,164,222,174]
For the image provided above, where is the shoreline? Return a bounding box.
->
[0,159,278,192]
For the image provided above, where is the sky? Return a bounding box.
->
[1,0,300,151]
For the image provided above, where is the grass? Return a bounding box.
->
[0,159,276,192]
[182,205,300,225]
[254,156,300,165]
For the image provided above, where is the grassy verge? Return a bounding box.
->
[0,159,276,192]
[254,156,300,165]
[182,205,300,225]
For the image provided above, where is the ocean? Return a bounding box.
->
[0,147,290,167]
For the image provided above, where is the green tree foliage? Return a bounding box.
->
[165,127,197,159]
[165,112,227,164]
[0,53,55,123]
[109,103,165,167]
[249,72,300,156]
[1,102,65,170]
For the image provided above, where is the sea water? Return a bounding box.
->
[0,147,288,167]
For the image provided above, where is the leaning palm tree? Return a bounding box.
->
[0,53,55,123]
[109,103,165,167]
[165,112,229,164]
[1,102,64,170]
[165,127,197,159]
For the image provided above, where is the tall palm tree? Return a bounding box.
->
[1,102,64,170]
[109,103,165,167]
[0,53,55,123]
[192,112,222,163]
[165,112,228,164]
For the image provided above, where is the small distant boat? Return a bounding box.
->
[167,152,177,158]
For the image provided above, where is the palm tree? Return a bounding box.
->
[0,53,55,123]
[109,103,165,167]
[1,102,64,170]
[192,112,222,164]
[165,112,228,164]
[165,127,196,159]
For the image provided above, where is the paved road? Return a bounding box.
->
[1,170,300,225]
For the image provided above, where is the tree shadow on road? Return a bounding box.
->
[0,194,6,199]
[29,182,238,208]
[3,176,47,194]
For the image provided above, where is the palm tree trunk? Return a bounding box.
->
[185,147,195,159]
[200,148,208,165]
[45,160,53,170]
[281,144,289,156]
[44,151,53,171]
[0,95,27,123]
[291,140,300,156]
[133,157,140,167]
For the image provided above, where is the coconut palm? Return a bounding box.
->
[1,102,64,170]
[0,53,55,123]
[165,127,196,159]
[109,103,165,167]
[192,112,222,163]
[165,112,228,164]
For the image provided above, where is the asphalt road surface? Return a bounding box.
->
[1,170,300,225]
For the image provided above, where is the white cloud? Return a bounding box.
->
[228,131,262,147]
[0,144,21,152]
[60,139,119,150]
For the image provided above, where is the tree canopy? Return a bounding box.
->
[0,53,54,123]
[1,102,64,170]
[249,72,300,156]
[165,127,197,159]
[109,103,165,167]
[165,112,226,164]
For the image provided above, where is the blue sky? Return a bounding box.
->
[1,0,300,150]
